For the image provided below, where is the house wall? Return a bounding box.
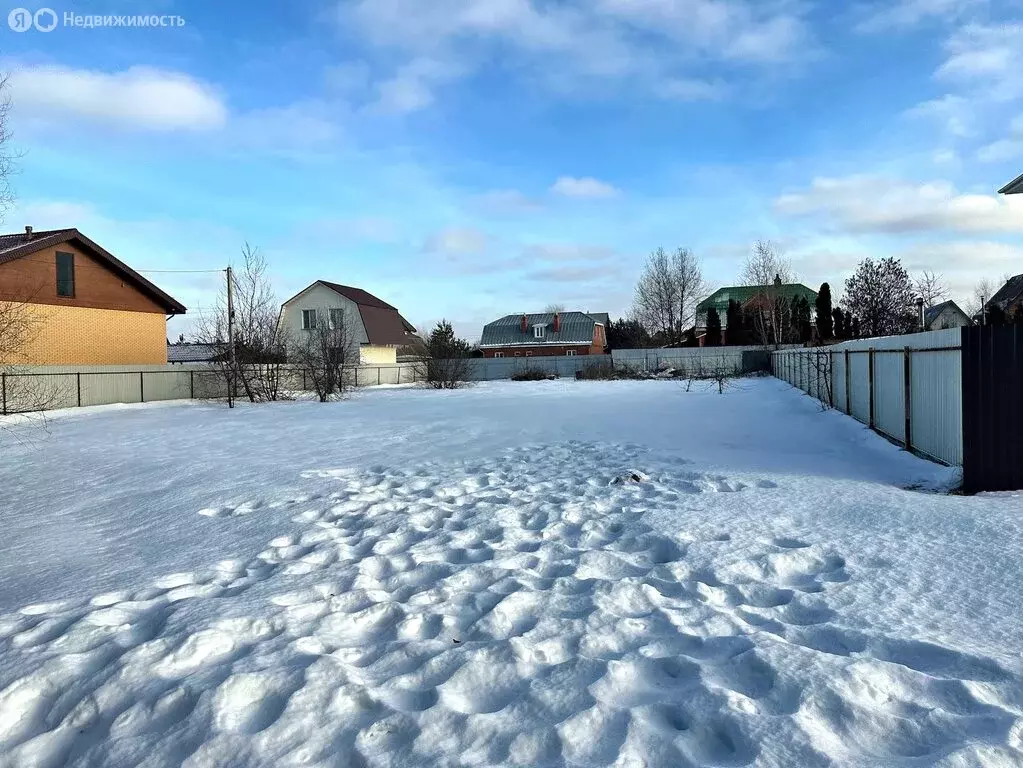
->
[280,283,368,354]
[359,345,397,365]
[927,307,970,330]
[3,303,168,365]
[482,344,593,358]
[0,242,166,313]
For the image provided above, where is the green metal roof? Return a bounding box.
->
[480,312,602,347]
[696,283,818,317]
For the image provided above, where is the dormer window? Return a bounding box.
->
[533,324,546,339]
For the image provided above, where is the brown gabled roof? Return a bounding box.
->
[0,228,187,314]
[284,280,417,345]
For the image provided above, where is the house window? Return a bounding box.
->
[494,352,505,358]
[525,351,533,357]
[533,324,545,339]
[566,350,577,356]
[301,309,317,330]
[56,252,75,297]
[329,308,345,329]
[514,352,522,357]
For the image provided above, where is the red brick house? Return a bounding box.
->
[479,311,607,358]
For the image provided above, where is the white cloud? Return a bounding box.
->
[975,114,1023,162]
[855,0,984,33]
[341,0,813,107]
[423,226,489,255]
[473,189,543,214]
[370,57,464,114]
[774,175,1023,234]
[550,176,620,199]
[9,65,227,132]
[936,23,1023,100]
[903,95,974,136]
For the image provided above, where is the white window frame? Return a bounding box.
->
[566,350,577,357]
[301,309,317,330]
[329,307,345,330]
[514,352,522,357]
[525,351,533,357]
[494,352,505,358]
[533,324,546,339]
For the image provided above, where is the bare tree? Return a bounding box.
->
[0,76,65,418]
[0,75,16,222]
[633,246,704,345]
[195,244,291,406]
[543,303,565,314]
[915,271,948,309]
[965,274,1012,321]
[804,348,834,410]
[291,303,358,402]
[741,240,796,348]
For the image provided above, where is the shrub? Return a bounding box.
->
[511,365,557,381]
[575,361,619,380]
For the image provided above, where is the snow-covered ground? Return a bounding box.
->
[1,378,1021,767]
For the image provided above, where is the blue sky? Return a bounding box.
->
[2,0,1022,341]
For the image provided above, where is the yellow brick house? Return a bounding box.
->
[0,227,186,364]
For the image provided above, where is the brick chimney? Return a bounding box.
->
[553,312,561,333]
[24,225,33,240]
[520,314,528,333]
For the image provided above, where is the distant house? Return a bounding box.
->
[280,281,418,365]
[923,300,972,331]
[479,312,607,358]
[999,173,1023,195]
[986,274,1023,319]
[167,343,222,364]
[0,226,186,365]
[695,276,818,345]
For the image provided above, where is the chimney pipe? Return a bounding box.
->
[553,312,560,333]
[24,225,33,239]
[520,314,528,333]
[916,297,925,331]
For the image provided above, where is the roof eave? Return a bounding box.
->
[998,173,1023,195]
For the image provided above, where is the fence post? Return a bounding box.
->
[397,366,401,385]
[868,348,875,429]
[140,371,145,403]
[844,350,851,415]
[378,367,381,386]
[903,347,912,451]
[76,372,82,407]
[828,350,834,409]
[190,370,195,400]
[302,369,307,390]
[1,371,6,415]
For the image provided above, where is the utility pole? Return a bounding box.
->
[226,265,236,408]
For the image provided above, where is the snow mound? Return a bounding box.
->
[0,440,1020,767]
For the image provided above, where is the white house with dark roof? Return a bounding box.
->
[478,311,607,358]
[280,281,418,365]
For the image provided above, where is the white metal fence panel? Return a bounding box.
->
[909,349,962,465]
[771,329,962,466]
[833,351,848,414]
[848,353,871,424]
[872,352,906,444]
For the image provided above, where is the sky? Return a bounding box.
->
[1,0,1022,342]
